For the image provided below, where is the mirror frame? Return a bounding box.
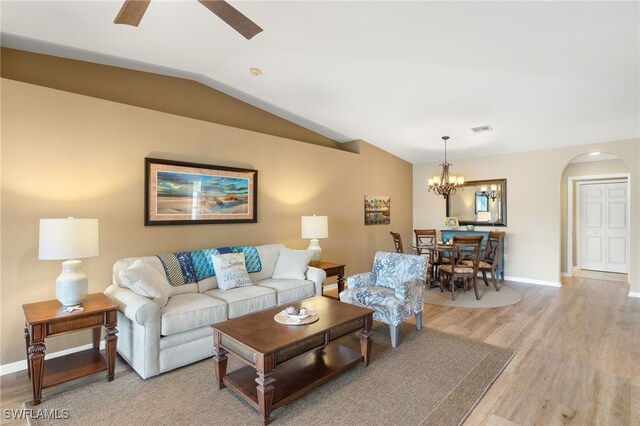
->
[445,178,507,227]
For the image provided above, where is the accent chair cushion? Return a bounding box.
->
[272,248,312,280]
[118,259,171,307]
[339,286,407,326]
[211,253,253,291]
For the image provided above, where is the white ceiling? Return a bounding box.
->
[1,1,639,164]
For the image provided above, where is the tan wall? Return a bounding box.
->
[413,140,640,292]
[0,79,413,365]
[560,159,629,272]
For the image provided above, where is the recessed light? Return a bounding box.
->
[250,67,262,76]
[589,151,601,156]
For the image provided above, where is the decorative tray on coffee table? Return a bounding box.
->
[274,309,319,326]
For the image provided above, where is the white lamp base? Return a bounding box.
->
[307,239,322,266]
[55,259,88,306]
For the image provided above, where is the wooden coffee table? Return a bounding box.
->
[211,297,373,425]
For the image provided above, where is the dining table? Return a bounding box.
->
[411,242,455,288]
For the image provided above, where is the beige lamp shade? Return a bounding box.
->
[39,218,99,260]
[301,215,328,239]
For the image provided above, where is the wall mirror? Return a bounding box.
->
[446,179,507,226]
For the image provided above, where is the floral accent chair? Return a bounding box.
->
[339,251,427,348]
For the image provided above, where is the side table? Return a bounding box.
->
[314,261,346,299]
[22,293,118,405]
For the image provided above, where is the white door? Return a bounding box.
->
[579,182,628,273]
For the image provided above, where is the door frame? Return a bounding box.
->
[567,173,630,279]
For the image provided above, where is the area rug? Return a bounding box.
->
[27,324,514,426]
[424,283,523,308]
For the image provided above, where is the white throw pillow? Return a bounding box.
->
[211,253,253,291]
[272,248,313,280]
[118,259,171,307]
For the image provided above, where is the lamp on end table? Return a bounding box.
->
[301,215,328,266]
[39,217,99,306]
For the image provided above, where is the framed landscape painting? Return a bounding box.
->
[145,158,258,225]
[364,195,391,225]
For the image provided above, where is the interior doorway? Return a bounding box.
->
[577,180,628,273]
[563,152,630,283]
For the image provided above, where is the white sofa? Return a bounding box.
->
[104,244,326,379]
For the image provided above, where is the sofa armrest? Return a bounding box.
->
[104,284,160,326]
[346,272,374,290]
[306,266,327,296]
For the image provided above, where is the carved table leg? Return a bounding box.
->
[336,267,345,293]
[92,326,101,350]
[255,353,276,425]
[27,324,46,405]
[359,314,373,366]
[24,326,31,378]
[104,310,118,382]
[212,331,228,390]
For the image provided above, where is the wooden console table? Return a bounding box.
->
[22,293,118,405]
[314,261,346,298]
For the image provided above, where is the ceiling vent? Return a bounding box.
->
[471,125,493,133]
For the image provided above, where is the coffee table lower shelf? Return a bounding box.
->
[223,343,363,411]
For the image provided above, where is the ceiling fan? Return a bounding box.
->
[114,0,263,40]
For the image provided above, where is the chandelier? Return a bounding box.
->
[427,136,465,198]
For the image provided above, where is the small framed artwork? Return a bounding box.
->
[145,158,258,225]
[364,195,390,225]
[445,216,459,229]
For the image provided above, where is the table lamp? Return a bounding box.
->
[39,217,99,306]
[301,215,328,265]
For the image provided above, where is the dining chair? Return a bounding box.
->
[463,231,504,291]
[390,232,404,253]
[438,235,483,300]
[413,229,436,255]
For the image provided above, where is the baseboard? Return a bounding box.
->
[323,283,337,291]
[560,272,571,277]
[0,341,106,376]
[504,276,562,288]
[629,291,640,298]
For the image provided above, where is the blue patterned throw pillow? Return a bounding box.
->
[157,252,197,286]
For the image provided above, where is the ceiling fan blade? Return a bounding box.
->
[114,0,151,27]
[198,0,263,40]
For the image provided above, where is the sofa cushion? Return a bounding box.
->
[118,259,171,307]
[272,248,312,280]
[249,244,284,282]
[256,279,315,305]
[204,286,276,318]
[211,252,253,290]
[160,293,227,336]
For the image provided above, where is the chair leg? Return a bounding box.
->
[450,275,456,300]
[482,271,490,286]
[472,276,480,300]
[415,312,422,331]
[390,325,399,348]
[491,269,500,291]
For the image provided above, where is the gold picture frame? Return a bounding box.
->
[445,216,459,229]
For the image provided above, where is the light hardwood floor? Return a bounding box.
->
[1,276,638,425]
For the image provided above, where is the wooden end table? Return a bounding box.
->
[314,261,346,298]
[212,297,373,425]
[22,293,118,405]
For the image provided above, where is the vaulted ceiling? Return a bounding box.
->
[2,1,638,163]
